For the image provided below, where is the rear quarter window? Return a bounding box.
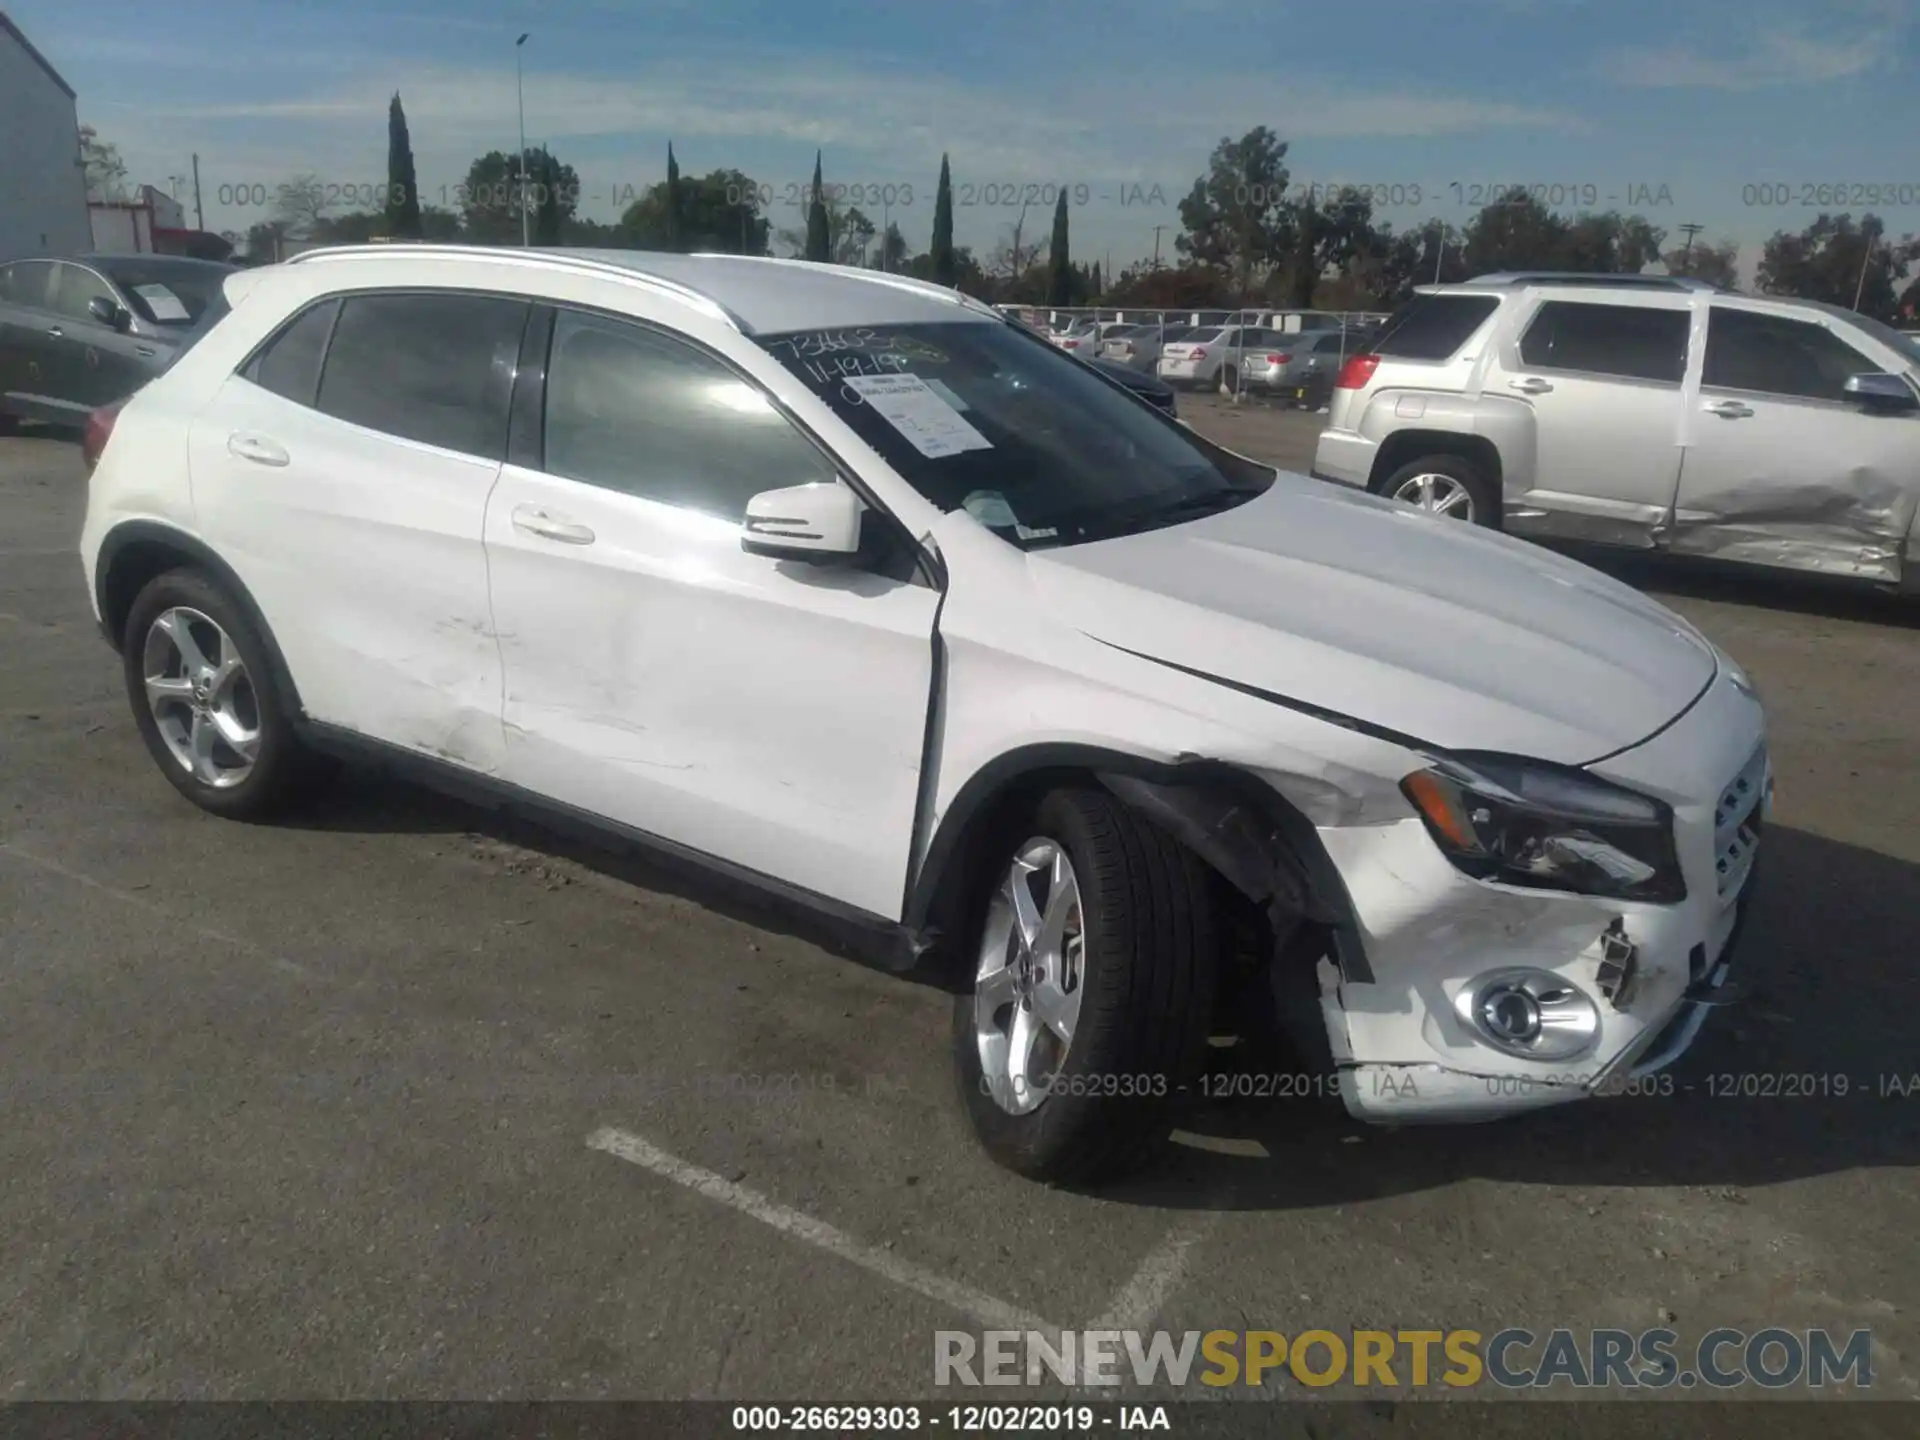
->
[1371,294,1500,360]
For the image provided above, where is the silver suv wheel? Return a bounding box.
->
[141,606,261,788]
[973,837,1085,1116]
[1391,471,1477,520]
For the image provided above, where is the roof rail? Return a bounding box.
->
[686,251,1005,320]
[1467,271,1720,292]
[284,243,746,330]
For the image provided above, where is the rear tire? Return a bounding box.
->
[1377,453,1499,528]
[953,787,1218,1185]
[122,568,332,820]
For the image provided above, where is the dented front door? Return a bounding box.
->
[1671,304,1920,582]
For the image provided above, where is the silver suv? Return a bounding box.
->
[1311,273,1920,588]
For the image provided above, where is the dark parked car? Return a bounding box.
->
[1088,355,1178,417]
[0,254,235,428]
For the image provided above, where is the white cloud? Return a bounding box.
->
[1597,3,1912,88]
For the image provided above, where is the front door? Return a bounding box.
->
[48,263,155,410]
[483,305,940,919]
[1489,295,1694,546]
[1672,303,1920,583]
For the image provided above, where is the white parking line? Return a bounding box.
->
[1089,1214,1218,1331]
[587,1126,1061,1333]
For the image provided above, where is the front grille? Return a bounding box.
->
[1714,744,1767,899]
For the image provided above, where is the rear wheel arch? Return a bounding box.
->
[95,522,304,720]
[1367,428,1503,494]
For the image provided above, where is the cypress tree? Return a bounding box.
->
[1046,185,1072,305]
[805,151,831,262]
[665,141,683,251]
[386,93,422,239]
[931,154,956,286]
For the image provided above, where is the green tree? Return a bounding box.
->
[1278,188,1385,306]
[876,221,909,271]
[835,206,876,266]
[931,154,956,286]
[805,152,831,262]
[309,211,384,244]
[621,169,769,254]
[461,148,580,243]
[1460,188,1569,275]
[534,152,564,246]
[386,93,423,239]
[1045,190,1072,304]
[665,141,683,251]
[1090,260,1102,296]
[78,124,128,201]
[1757,213,1920,319]
[1176,128,1293,298]
[1560,212,1667,273]
[1664,236,1740,288]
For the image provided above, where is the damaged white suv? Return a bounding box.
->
[80,246,1769,1184]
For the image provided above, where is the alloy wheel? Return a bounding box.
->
[974,838,1086,1116]
[141,606,261,788]
[1392,472,1477,520]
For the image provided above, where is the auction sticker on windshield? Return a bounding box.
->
[844,373,992,459]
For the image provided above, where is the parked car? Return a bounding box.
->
[1099,322,1193,372]
[1051,319,1132,360]
[0,255,236,428]
[81,245,1767,1184]
[1156,325,1282,391]
[1243,330,1368,406]
[1314,272,1920,587]
[1087,354,1178,416]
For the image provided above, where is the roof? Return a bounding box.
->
[1448,271,1725,293]
[0,10,76,100]
[285,244,1001,336]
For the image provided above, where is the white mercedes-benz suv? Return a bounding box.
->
[79,245,1769,1184]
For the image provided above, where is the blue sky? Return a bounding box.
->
[12,0,1919,275]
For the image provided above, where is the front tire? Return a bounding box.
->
[1378,453,1499,527]
[953,787,1218,1185]
[122,568,330,820]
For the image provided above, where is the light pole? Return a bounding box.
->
[515,33,530,247]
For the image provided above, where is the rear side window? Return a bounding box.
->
[315,292,528,458]
[1703,309,1880,402]
[244,300,338,406]
[542,308,837,519]
[1370,294,1499,360]
[1518,301,1690,383]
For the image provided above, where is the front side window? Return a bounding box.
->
[543,309,837,518]
[1704,308,1884,402]
[1517,300,1690,383]
[759,320,1271,549]
[315,292,528,458]
[48,264,117,323]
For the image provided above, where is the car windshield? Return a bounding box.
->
[1831,310,1920,368]
[758,320,1271,549]
[97,258,231,326]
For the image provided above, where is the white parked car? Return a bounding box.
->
[80,246,1769,1184]
[1156,325,1282,390]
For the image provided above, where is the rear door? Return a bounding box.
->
[0,261,65,420]
[483,304,941,919]
[186,289,525,769]
[1671,304,1920,582]
[1486,295,1694,544]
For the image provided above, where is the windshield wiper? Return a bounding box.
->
[1063,484,1263,542]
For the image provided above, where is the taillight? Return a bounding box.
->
[1267,353,1290,364]
[1190,346,1207,359]
[82,400,124,473]
[1335,353,1381,390]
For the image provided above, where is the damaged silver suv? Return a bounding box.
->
[1311,273,1920,588]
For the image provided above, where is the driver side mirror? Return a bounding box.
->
[88,296,132,332]
[741,482,863,563]
[1843,372,1918,413]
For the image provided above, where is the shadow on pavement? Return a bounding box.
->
[1549,545,1920,630]
[1117,823,1920,1210]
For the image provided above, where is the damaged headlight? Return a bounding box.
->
[1401,754,1685,904]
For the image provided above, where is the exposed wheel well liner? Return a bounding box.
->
[1367,429,1503,494]
[906,745,1372,983]
[94,521,304,720]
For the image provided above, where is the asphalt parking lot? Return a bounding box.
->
[2,405,1918,1410]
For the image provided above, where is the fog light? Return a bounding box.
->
[1456,968,1600,1061]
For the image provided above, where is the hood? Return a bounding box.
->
[1028,474,1717,765]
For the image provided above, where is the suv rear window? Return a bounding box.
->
[1370,294,1499,360]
